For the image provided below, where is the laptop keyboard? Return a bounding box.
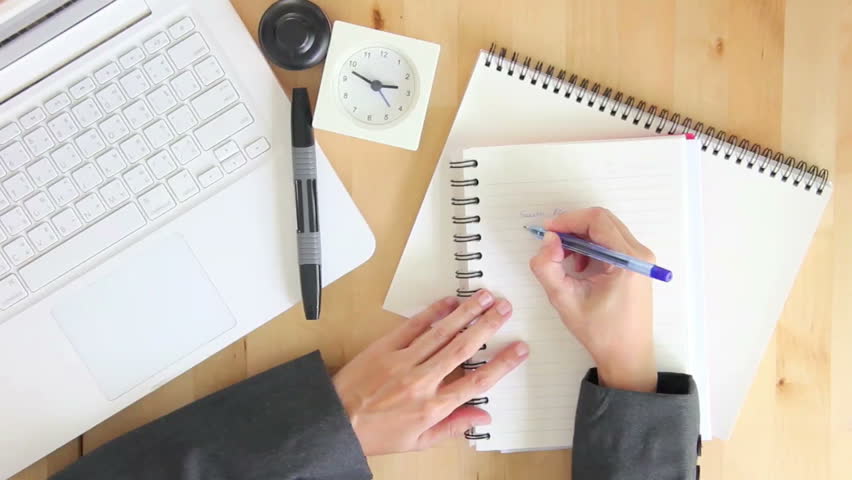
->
[0,17,270,313]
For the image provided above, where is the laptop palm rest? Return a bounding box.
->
[53,234,236,400]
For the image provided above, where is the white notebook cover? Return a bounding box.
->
[384,49,831,439]
[453,137,709,450]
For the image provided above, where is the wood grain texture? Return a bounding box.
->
[12,0,850,478]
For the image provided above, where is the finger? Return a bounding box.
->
[544,207,630,252]
[439,342,529,407]
[604,213,649,256]
[423,299,513,375]
[529,232,571,299]
[406,290,495,363]
[416,406,490,449]
[573,252,590,272]
[383,297,460,350]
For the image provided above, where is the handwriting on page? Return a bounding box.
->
[520,208,566,218]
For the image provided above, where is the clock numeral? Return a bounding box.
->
[398,105,403,111]
[367,114,372,121]
[405,73,410,80]
[381,50,388,58]
[384,114,389,120]
[397,59,401,65]
[343,75,348,82]
[349,60,357,68]
[343,92,348,99]
[363,51,371,58]
[353,106,357,112]
[406,90,411,96]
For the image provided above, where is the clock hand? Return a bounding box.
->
[380,84,399,89]
[351,71,373,85]
[378,89,391,108]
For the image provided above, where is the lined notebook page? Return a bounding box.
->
[456,137,708,452]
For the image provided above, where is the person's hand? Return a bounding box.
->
[529,207,657,393]
[332,291,528,456]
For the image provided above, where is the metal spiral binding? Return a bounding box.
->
[449,156,492,444]
[450,158,483,300]
[484,43,829,194]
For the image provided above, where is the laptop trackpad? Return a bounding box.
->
[53,235,236,400]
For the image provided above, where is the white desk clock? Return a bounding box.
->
[312,21,440,150]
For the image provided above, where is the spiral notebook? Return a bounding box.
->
[453,136,709,451]
[384,45,832,440]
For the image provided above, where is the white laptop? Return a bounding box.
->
[0,0,375,477]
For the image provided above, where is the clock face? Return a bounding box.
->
[337,46,418,126]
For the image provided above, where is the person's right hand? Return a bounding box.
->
[529,207,657,393]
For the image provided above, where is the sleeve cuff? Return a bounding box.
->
[572,368,700,480]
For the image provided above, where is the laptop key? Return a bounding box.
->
[94,63,121,84]
[138,185,175,219]
[23,127,54,156]
[45,93,71,114]
[0,123,21,144]
[20,203,147,291]
[194,103,253,150]
[52,208,83,237]
[28,158,59,187]
[4,237,35,265]
[143,56,174,85]
[0,207,31,235]
[0,275,27,310]
[168,33,208,69]
[51,144,83,172]
[71,99,103,128]
[119,48,145,69]
[170,136,200,164]
[167,170,199,201]
[28,223,59,251]
[194,57,224,86]
[123,100,154,130]
[47,113,79,142]
[20,108,46,130]
[48,177,79,206]
[168,17,195,39]
[171,71,200,100]
[0,141,29,171]
[190,80,238,120]
[144,32,170,53]
[69,78,96,100]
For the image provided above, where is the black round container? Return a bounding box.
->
[258,0,331,70]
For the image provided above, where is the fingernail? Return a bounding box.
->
[495,299,511,316]
[515,342,529,357]
[477,290,493,307]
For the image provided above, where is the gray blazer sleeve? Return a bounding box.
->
[51,351,372,480]
[572,368,700,480]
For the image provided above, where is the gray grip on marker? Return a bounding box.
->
[298,232,321,264]
[293,146,321,265]
[293,147,318,179]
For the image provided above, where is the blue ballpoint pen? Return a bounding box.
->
[524,225,673,282]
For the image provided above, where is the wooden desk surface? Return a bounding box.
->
[13,0,851,479]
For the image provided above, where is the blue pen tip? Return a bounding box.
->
[650,266,673,282]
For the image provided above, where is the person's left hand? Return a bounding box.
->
[332,291,528,456]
